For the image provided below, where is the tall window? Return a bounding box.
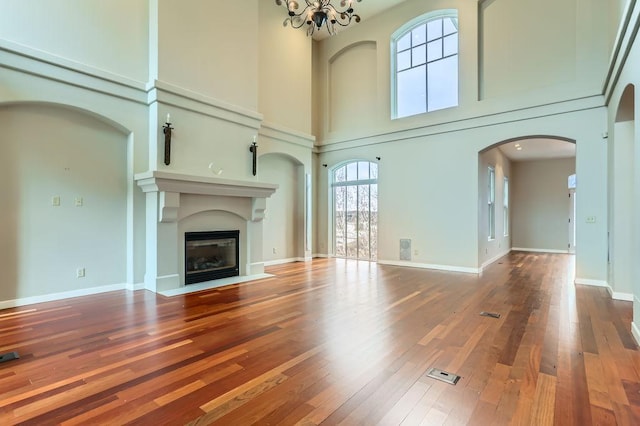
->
[488,167,495,240]
[332,161,378,261]
[503,177,509,237]
[392,10,459,118]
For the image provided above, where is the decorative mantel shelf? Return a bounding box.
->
[135,171,278,198]
[135,171,278,223]
[134,171,278,293]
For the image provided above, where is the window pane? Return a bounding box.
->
[397,65,426,118]
[427,56,458,112]
[370,163,378,180]
[412,45,426,66]
[443,33,458,57]
[397,32,411,51]
[346,162,358,181]
[412,24,426,46]
[335,166,346,182]
[358,162,370,180]
[427,19,442,41]
[358,186,370,259]
[427,39,442,62]
[443,17,457,35]
[397,50,411,71]
[370,184,378,261]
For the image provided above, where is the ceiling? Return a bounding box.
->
[497,138,576,162]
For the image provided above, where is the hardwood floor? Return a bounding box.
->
[0,252,639,425]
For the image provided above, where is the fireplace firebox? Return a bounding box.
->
[185,230,239,284]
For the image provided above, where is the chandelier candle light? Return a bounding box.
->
[276,0,362,36]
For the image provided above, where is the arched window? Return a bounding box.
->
[332,161,378,260]
[391,10,459,118]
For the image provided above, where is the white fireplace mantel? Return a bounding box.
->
[135,171,278,199]
[134,170,278,293]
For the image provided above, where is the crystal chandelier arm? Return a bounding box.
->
[276,0,314,29]
[325,1,361,28]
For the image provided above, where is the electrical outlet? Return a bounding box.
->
[586,216,597,224]
[52,196,60,206]
[76,268,85,278]
[272,247,277,254]
[413,249,419,256]
[75,197,83,207]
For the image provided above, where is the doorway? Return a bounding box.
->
[568,178,576,254]
[332,161,378,260]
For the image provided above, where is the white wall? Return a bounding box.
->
[604,0,640,325]
[158,0,258,110]
[511,158,576,252]
[0,104,128,303]
[0,0,149,83]
[260,154,303,262]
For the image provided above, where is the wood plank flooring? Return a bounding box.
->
[0,252,639,425]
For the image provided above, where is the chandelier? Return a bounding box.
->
[276,0,362,36]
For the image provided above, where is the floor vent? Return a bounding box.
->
[0,352,19,363]
[480,311,501,319]
[425,367,460,385]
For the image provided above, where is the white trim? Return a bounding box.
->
[480,249,512,271]
[313,253,330,258]
[152,80,263,130]
[377,259,479,274]
[259,121,315,149]
[0,283,130,310]
[512,247,569,254]
[574,278,609,288]
[316,95,603,151]
[574,278,634,302]
[632,321,640,346]
[611,291,634,302]
[264,257,307,267]
[126,282,146,291]
[159,274,274,297]
[0,38,148,104]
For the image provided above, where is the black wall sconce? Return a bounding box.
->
[162,113,174,166]
[249,136,258,176]
[376,156,381,161]
[322,164,327,168]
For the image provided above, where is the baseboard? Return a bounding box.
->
[480,249,512,271]
[159,273,274,297]
[0,283,129,310]
[512,247,570,254]
[377,259,480,274]
[313,253,330,258]
[126,282,145,291]
[574,278,609,288]
[611,291,635,302]
[263,257,307,267]
[574,278,634,302]
[632,321,640,346]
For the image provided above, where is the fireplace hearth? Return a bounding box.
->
[185,230,239,284]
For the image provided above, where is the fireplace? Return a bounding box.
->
[185,230,240,284]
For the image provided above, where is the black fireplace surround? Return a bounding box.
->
[185,230,240,284]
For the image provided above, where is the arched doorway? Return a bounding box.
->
[478,137,576,268]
